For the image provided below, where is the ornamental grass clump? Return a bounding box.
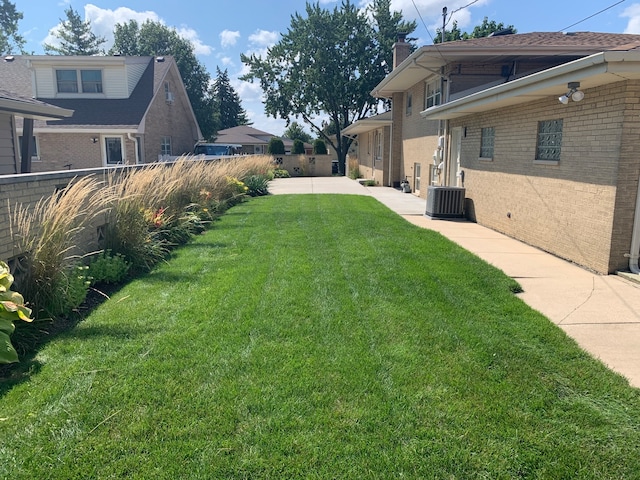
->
[9,175,112,319]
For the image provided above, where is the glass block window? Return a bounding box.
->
[480,127,495,158]
[425,79,441,109]
[406,92,412,116]
[536,119,563,161]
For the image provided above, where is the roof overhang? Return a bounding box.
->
[420,50,640,120]
[371,43,630,99]
[0,96,73,120]
[342,112,393,137]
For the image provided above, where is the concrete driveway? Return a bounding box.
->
[270,176,640,388]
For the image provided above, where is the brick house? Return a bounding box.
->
[214,125,312,155]
[352,31,640,274]
[0,55,202,172]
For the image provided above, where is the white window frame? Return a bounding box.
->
[103,135,125,166]
[56,69,103,94]
[424,78,441,109]
[161,136,172,156]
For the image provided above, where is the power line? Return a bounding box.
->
[558,0,627,32]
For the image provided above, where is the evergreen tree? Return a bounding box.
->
[210,67,250,132]
[267,137,285,155]
[44,6,106,55]
[292,139,305,154]
[110,20,216,139]
[0,0,25,54]
[283,121,312,143]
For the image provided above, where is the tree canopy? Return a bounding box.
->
[109,20,216,139]
[44,6,106,55]
[283,121,312,143]
[0,0,25,54]
[241,0,415,175]
[435,17,517,43]
[210,67,250,133]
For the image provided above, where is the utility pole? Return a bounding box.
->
[441,6,447,43]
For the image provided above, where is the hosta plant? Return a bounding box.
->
[0,261,33,364]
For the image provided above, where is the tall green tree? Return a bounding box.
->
[435,17,516,43]
[241,0,415,175]
[44,6,106,55]
[370,0,417,77]
[0,0,25,54]
[109,20,215,139]
[283,121,312,143]
[210,67,250,133]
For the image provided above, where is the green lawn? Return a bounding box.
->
[1,194,640,479]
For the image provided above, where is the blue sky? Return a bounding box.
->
[14,0,640,135]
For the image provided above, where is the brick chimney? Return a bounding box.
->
[393,32,411,69]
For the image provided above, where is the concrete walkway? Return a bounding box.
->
[270,176,640,388]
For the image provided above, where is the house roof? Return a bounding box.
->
[217,125,273,137]
[342,111,393,136]
[0,89,73,120]
[373,31,640,98]
[420,50,640,120]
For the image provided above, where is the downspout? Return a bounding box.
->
[627,175,640,273]
[388,122,393,187]
[127,132,139,164]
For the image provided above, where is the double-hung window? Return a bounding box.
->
[56,69,103,94]
[161,136,172,156]
[424,79,441,109]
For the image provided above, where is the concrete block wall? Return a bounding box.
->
[274,154,333,177]
[451,80,632,273]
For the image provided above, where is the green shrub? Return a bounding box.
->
[244,175,270,197]
[0,261,33,364]
[272,169,290,178]
[292,139,305,154]
[267,137,285,155]
[88,250,131,286]
[313,139,327,154]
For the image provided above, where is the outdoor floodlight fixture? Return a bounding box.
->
[559,82,584,104]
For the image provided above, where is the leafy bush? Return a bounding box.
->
[313,139,327,154]
[267,137,285,155]
[292,139,305,154]
[272,169,290,178]
[88,250,131,286]
[0,261,33,364]
[244,175,270,197]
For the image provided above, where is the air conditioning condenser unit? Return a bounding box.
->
[425,186,465,218]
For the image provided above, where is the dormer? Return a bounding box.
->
[26,56,151,99]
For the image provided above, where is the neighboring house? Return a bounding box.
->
[360,31,640,274]
[214,125,312,155]
[0,90,73,174]
[0,54,202,172]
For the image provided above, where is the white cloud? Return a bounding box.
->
[248,29,280,47]
[622,4,640,34]
[43,5,213,56]
[220,56,234,66]
[220,30,241,48]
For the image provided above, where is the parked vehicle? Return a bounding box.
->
[193,143,241,157]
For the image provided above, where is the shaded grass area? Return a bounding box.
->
[1,194,639,479]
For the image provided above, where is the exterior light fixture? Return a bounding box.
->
[92,137,98,143]
[559,82,583,104]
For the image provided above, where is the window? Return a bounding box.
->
[536,119,563,161]
[480,127,495,159]
[56,69,102,94]
[161,136,172,156]
[374,129,382,161]
[104,137,123,165]
[18,135,38,160]
[164,81,173,102]
[406,92,412,116]
[425,78,441,109]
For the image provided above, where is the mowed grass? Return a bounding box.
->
[1,194,640,479]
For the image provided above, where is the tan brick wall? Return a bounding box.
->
[348,127,389,186]
[143,66,201,162]
[451,80,632,273]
